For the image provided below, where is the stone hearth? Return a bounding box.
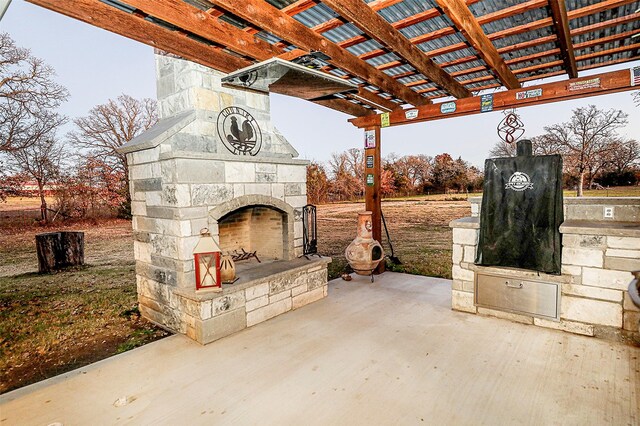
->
[119,54,330,344]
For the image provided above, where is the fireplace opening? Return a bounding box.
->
[218,205,289,270]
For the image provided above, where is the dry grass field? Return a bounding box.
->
[0,218,169,393]
[318,199,471,279]
[1,186,638,393]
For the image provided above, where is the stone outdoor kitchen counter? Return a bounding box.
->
[450,196,640,343]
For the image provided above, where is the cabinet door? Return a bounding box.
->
[475,273,559,320]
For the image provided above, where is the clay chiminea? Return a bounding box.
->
[345,211,385,275]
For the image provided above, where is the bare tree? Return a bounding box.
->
[328,150,362,200]
[68,94,158,214]
[343,148,364,184]
[306,161,329,205]
[488,140,517,158]
[6,135,66,221]
[542,105,627,196]
[488,136,561,158]
[391,154,432,191]
[0,33,68,152]
[605,138,640,173]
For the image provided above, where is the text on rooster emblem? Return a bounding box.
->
[216,107,262,156]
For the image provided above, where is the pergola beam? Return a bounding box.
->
[548,0,578,78]
[350,68,636,128]
[26,0,250,73]
[124,0,281,61]
[320,0,470,99]
[353,87,398,112]
[210,0,428,107]
[433,0,521,90]
[314,98,372,116]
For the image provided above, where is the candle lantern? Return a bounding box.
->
[193,228,222,290]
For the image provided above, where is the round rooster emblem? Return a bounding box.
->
[216,107,262,156]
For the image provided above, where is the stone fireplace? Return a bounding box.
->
[119,54,330,344]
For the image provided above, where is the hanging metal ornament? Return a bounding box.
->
[497,109,525,144]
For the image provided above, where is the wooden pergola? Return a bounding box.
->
[29,0,640,271]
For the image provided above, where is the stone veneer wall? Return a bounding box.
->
[118,54,330,344]
[450,197,639,342]
[167,258,330,344]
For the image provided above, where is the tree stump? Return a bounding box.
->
[36,231,85,273]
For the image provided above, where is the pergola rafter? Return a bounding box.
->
[549,0,578,79]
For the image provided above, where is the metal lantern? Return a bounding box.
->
[193,228,222,290]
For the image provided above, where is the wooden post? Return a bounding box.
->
[364,125,384,274]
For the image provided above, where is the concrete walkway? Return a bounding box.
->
[1,272,638,425]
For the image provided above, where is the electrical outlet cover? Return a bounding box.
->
[603,206,614,219]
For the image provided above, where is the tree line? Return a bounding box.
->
[307,150,483,204]
[309,105,639,204]
[2,33,639,218]
[0,33,157,221]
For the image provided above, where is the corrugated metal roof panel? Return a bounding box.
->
[294,3,338,28]
[400,15,452,38]
[432,47,479,64]
[181,0,211,11]
[444,60,487,73]
[323,23,363,44]
[466,78,500,90]
[575,40,635,58]
[502,42,558,60]
[417,33,467,53]
[569,2,640,29]
[481,7,549,35]
[384,64,415,76]
[366,52,400,67]
[468,0,510,17]
[491,26,556,50]
[264,0,299,9]
[346,39,382,56]
[572,20,640,45]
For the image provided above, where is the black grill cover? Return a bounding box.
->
[475,141,563,274]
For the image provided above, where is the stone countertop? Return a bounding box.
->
[451,216,640,237]
[449,217,479,229]
[559,220,640,237]
[469,264,570,284]
[468,196,640,205]
[174,256,332,301]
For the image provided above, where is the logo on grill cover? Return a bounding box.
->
[505,172,533,191]
[216,107,262,156]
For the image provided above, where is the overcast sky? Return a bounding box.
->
[3,0,639,168]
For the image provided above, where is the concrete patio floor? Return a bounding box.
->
[1,272,638,425]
